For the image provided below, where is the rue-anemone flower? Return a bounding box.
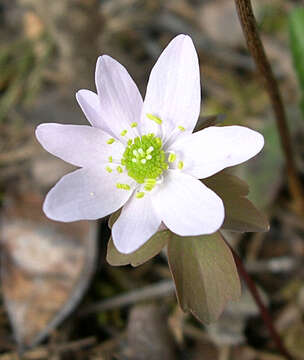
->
[36,34,264,254]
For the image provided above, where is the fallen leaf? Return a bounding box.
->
[0,192,97,349]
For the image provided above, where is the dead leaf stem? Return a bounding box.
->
[234,0,304,214]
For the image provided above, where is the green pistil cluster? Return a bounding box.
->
[122,134,168,184]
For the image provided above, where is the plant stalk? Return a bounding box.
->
[228,244,293,360]
[234,0,304,213]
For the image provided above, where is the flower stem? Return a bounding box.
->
[227,243,293,360]
[234,0,304,214]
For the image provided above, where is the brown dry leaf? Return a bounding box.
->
[123,304,176,360]
[0,192,97,349]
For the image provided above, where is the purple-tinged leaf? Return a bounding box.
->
[168,232,241,324]
[203,172,269,232]
[107,231,171,267]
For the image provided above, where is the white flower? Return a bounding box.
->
[35,34,264,254]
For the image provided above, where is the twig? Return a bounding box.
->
[245,256,298,274]
[227,243,293,360]
[0,337,96,360]
[234,0,304,214]
[79,279,175,316]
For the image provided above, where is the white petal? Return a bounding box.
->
[112,194,161,254]
[141,34,201,142]
[76,89,104,129]
[152,170,224,236]
[169,126,264,179]
[95,55,143,142]
[35,123,124,167]
[43,168,135,222]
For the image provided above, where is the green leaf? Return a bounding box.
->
[168,232,241,324]
[289,8,304,97]
[107,231,171,267]
[203,172,269,232]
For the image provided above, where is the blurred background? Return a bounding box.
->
[1,0,304,359]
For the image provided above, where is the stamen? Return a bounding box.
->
[127,139,132,146]
[121,158,126,165]
[178,161,184,170]
[108,156,113,163]
[117,166,123,173]
[146,113,162,125]
[106,166,112,173]
[144,178,156,191]
[145,178,156,185]
[131,122,138,128]
[107,138,115,144]
[121,129,128,136]
[136,192,145,199]
[116,183,131,190]
[168,153,176,163]
[121,133,168,184]
[178,125,185,131]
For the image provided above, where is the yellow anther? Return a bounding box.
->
[146,113,162,125]
[144,178,156,191]
[138,148,144,155]
[146,154,152,160]
[168,153,176,163]
[155,138,162,146]
[127,139,132,146]
[116,183,131,190]
[131,122,138,128]
[147,146,154,154]
[107,138,115,144]
[121,158,126,165]
[136,192,145,199]
[141,159,147,164]
[117,166,123,173]
[108,156,113,163]
[132,158,137,163]
[120,129,128,136]
[145,178,156,184]
[178,161,184,170]
[106,166,112,173]
[178,125,185,131]
[133,149,139,157]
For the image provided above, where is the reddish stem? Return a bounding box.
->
[229,245,293,360]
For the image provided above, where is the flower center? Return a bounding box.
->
[121,134,168,184]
